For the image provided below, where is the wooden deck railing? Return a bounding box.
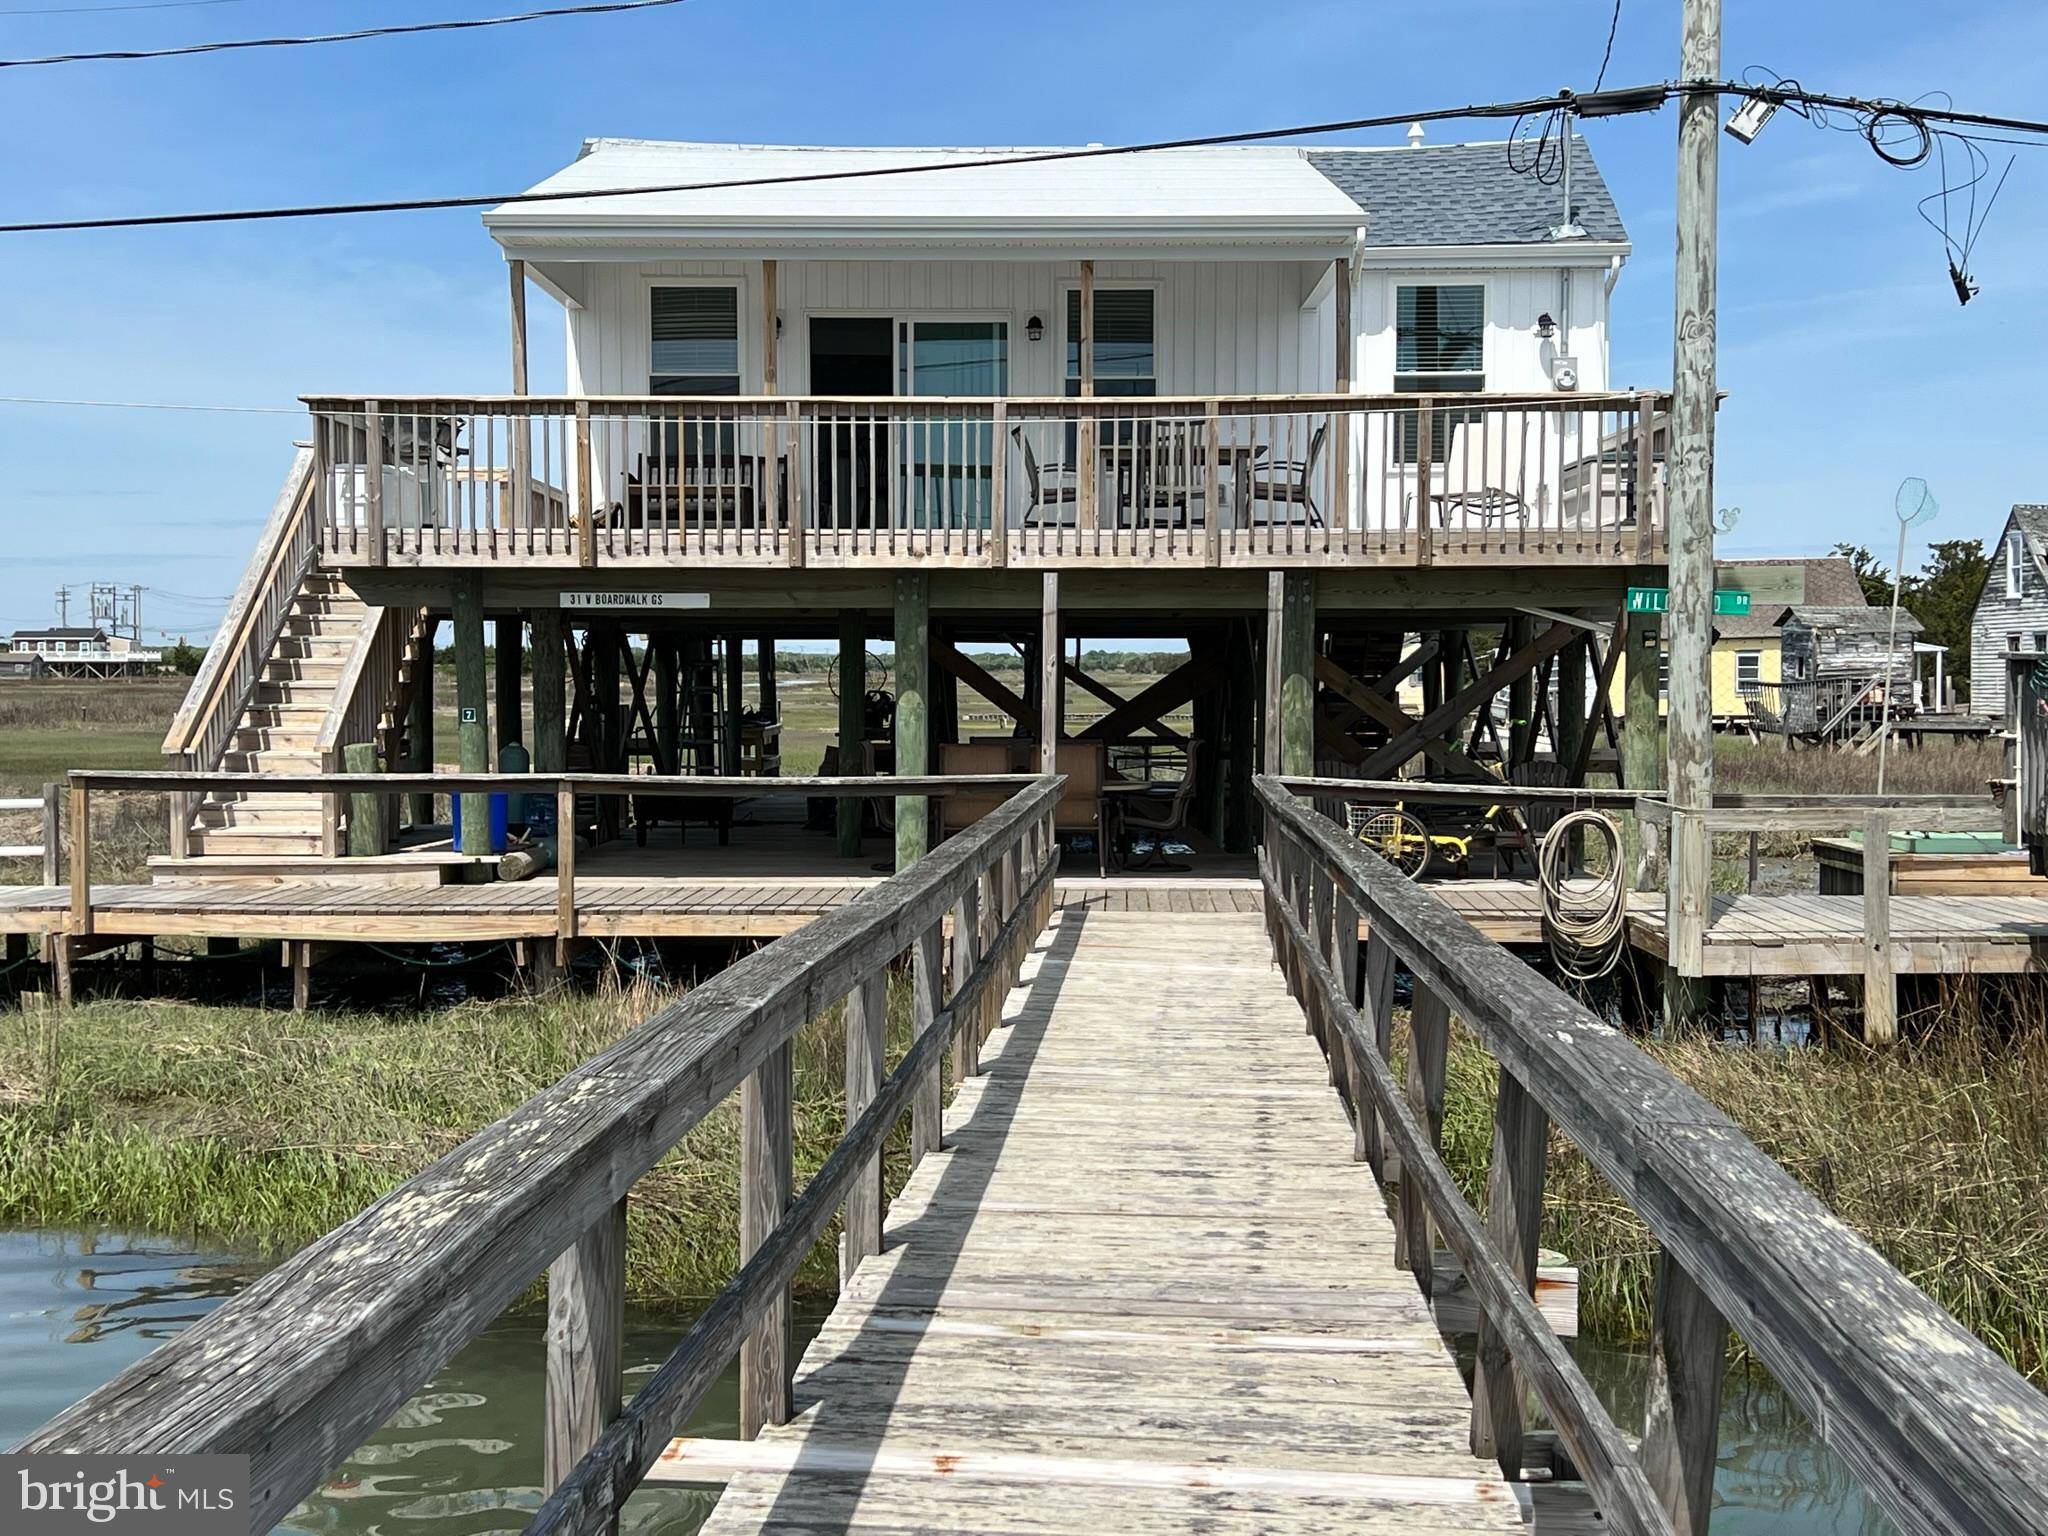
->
[1254,775,2048,1536]
[304,390,1670,569]
[20,771,1062,1534]
[160,448,318,852]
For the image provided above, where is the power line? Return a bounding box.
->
[1592,0,1623,93]
[0,87,1658,235]
[3,0,250,13]
[1,0,690,69]
[0,393,298,412]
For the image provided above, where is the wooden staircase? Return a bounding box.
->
[190,572,365,856]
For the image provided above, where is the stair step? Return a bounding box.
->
[194,831,325,855]
[242,702,329,726]
[197,803,324,825]
[252,680,337,706]
[272,634,356,654]
[229,726,322,752]
[219,750,323,776]
[263,659,343,682]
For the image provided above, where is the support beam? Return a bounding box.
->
[895,575,930,869]
[531,609,566,775]
[1077,653,1223,746]
[1331,253,1353,531]
[837,613,865,858]
[757,637,777,725]
[1506,616,1535,765]
[760,260,778,394]
[1666,0,1721,998]
[452,575,490,849]
[406,620,437,827]
[1078,260,1097,532]
[654,637,680,776]
[1623,610,1662,878]
[509,259,529,395]
[1277,573,1315,776]
[932,638,1027,725]
[1358,622,1578,781]
[1040,575,1061,775]
[1862,809,1896,1043]
[721,637,744,777]
[1064,661,1186,745]
[840,969,886,1280]
[496,616,524,754]
[343,741,384,857]
[1314,655,1490,783]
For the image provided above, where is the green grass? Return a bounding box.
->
[1430,1015,2048,1385]
[0,977,922,1304]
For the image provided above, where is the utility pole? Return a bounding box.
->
[54,586,70,626]
[1664,0,1719,1027]
[1643,6,1732,1536]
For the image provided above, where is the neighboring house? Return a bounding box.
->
[1970,505,2048,720]
[0,654,48,680]
[11,625,111,654]
[1606,556,1868,722]
[1780,605,1921,685]
[9,626,161,678]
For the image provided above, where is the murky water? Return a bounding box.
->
[4,1229,1890,1533]
[0,1230,816,1536]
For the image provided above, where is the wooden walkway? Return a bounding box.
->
[654,904,1527,1534]
[1629,892,2048,975]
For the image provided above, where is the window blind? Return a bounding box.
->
[1066,288,1156,381]
[651,286,740,391]
[1396,285,1484,375]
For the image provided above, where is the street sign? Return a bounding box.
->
[1626,587,1752,618]
[559,591,710,610]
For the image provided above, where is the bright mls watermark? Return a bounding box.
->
[3,1456,247,1536]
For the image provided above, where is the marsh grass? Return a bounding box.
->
[0,975,918,1303]
[1428,1016,2048,1385]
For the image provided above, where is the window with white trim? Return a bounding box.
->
[2008,530,2025,598]
[1395,283,1485,462]
[651,286,740,394]
[1065,288,1156,397]
[1735,650,1762,692]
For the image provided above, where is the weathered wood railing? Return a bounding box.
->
[1636,792,2002,1042]
[159,448,318,854]
[20,771,1062,1534]
[304,390,1670,569]
[1254,775,2048,1536]
[61,769,1040,957]
[312,604,433,853]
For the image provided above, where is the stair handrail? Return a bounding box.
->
[314,603,428,854]
[162,448,318,765]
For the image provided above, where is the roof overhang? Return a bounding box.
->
[1359,240,1632,269]
[488,216,1360,265]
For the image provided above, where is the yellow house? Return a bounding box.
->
[1608,557,1870,721]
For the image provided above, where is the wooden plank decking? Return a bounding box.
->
[1629,893,2048,975]
[656,904,1526,1534]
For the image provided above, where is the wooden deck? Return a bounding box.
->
[657,904,1527,1534]
[1629,893,2048,976]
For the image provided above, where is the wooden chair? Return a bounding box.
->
[1415,419,1534,528]
[1013,427,1082,528]
[1119,741,1201,870]
[1241,422,1328,528]
[1052,741,1110,877]
[938,740,1024,839]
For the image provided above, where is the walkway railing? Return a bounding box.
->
[1255,775,2048,1536]
[304,390,1670,569]
[18,772,1061,1535]
[160,448,318,852]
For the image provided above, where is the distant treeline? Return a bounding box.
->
[770,648,1189,676]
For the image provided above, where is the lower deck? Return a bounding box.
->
[660,904,1527,1534]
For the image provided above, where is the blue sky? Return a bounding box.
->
[2,0,2044,640]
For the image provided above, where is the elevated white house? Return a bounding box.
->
[178,131,1662,862]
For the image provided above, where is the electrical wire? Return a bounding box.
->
[1538,810,1629,983]
[1591,0,1623,93]
[2,0,252,12]
[0,393,299,412]
[0,88,1634,234]
[0,0,691,69]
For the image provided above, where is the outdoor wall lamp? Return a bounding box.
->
[1535,312,1557,339]
[1025,315,1045,342]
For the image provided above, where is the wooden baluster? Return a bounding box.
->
[68,781,89,939]
[740,1037,793,1438]
[544,1198,625,1521]
[1470,1066,1549,1474]
[951,882,982,1080]
[1332,888,1363,1144]
[1308,865,1334,1061]
[575,401,596,570]
[1414,396,1434,568]
[841,968,887,1280]
[554,782,577,967]
[1396,983,1449,1292]
[1204,399,1222,566]
[364,399,386,568]
[910,922,944,1163]
[989,400,1008,568]
[43,781,61,889]
[1642,1251,1728,1535]
[1359,933,1395,1178]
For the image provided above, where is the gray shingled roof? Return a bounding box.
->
[1787,605,1921,637]
[1713,557,1867,638]
[1307,138,1627,247]
[2010,504,2048,552]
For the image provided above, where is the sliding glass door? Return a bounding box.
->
[900,320,1008,529]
